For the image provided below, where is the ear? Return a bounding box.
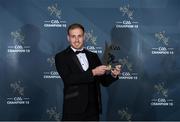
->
[67,35,70,42]
[83,34,85,40]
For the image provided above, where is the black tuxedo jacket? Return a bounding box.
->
[55,46,118,114]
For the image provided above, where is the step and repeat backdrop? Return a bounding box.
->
[0,0,180,121]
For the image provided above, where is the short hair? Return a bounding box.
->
[67,23,85,35]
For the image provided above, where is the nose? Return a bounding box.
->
[75,36,79,42]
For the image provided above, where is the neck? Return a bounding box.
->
[71,46,84,51]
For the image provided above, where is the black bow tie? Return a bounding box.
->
[75,50,85,54]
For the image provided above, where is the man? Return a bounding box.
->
[55,23,121,121]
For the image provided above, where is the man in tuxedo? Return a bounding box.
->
[55,23,121,121]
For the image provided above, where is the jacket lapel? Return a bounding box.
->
[72,54,84,71]
[66,47,84,71]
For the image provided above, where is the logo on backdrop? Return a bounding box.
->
[118,107,132,121]
[85,30,97,45]
[85,30,103,54]
[10,80,24,96]
[150,82,174,107]
[46,107,61,121]
[115,4,138,28]
[47,57,55,67]
[44,3,67,28]
[154,82,168,98]
[118,56,138,80]
[48,3,62,19]
[152,30,174,55]
[11,29,25,45]
[7,29,31,53]
[120,4,133,20]
[43,56,60,79]
[7,81,30,105]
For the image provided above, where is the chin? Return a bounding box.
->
[73,45,83,49]
[73,47,80,49]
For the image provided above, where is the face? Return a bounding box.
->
[67,28,85,49]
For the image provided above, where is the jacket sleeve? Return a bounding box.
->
[55,53,94,86]
[93,53,119,87]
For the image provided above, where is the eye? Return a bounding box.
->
[71,35,75,38]
[78,35,82,38]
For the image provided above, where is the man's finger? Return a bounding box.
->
[115,65,121,69]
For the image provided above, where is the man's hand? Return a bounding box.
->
[111,65,121,78]
[92,65,109,76]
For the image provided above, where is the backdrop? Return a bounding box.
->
[0,0,180,121]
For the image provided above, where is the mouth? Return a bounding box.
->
[75,43,80,46]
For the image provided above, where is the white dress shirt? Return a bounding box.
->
[71,47,89,71]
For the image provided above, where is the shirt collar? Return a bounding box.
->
[70,46,84,52]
